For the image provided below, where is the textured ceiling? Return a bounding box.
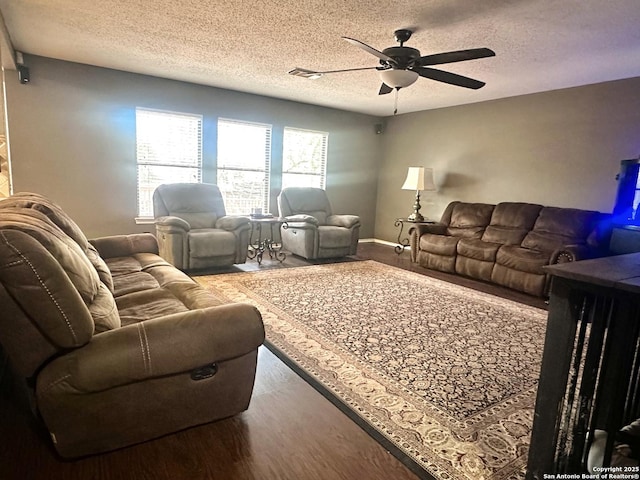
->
[0,0,639,117]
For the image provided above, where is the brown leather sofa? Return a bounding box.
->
[0,193,265,458]
[410,201,610,296]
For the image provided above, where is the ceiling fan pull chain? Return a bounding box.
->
[394,88,399,115]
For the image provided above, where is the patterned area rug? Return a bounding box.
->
[196,261,547,480]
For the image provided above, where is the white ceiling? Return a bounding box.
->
[0,0,639,117]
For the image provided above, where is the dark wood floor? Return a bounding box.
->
[0,243,546,480]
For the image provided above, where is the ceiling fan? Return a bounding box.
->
[289,29,495,96]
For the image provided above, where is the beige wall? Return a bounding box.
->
[375,77,640,242]
[4,55,383,238]
[4,55,640,244]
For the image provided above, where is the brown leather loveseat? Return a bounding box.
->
[0,193,265,458]
[410,201,610,296]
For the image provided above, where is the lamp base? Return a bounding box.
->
[407,212,424,222]
[407,191,424,222]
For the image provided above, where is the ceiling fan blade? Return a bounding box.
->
[414,67,486,89]
[288,66,379,79]
[417,48,495,66]
[318,66,381,74]
[378,83,393,95]
[342,37,395,64]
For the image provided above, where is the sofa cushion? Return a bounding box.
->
[482,202,543,245]
[0,194,119,290]
[86,244,114,293]
[0,192,90,249]
[446,203,494,238]
[111,271,161,297]
[496,245,551,275]
[420,233,460,256]
[457,238,502,262]
[0,210,117,345]
[521,207,600,253]
[115,288,190,326]
[90,283,121,333]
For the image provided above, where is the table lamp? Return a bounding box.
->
[401,166,436,222]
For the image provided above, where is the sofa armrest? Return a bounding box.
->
[37,303,265,394]
[408,223,447,237]
[327,214,360,229]
[550,244,593,264]
[155,215,190,232]
[89,233,159,258]
[215,215,250,231]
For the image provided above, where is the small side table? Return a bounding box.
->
[394,218,434,255]
[247,217,288,265]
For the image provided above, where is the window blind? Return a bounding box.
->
[135,108,203,217]
[282,127,328,189]
[217,118,272,215]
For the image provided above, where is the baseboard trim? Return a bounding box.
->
[359,238,406,249]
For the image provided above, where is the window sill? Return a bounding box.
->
[135,217,155,225]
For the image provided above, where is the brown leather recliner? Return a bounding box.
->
[410,201,610,296]
[0,193,265,458]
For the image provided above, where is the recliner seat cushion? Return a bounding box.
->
[420,233,460,256]
[496,245,551,275]
[111,271,161,297]
[317,226,351,249]
[457,238,502,261]
[115,288,190,326]
[188,229,237,257]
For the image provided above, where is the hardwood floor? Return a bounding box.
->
[0,242,546,480]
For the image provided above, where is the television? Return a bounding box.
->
[613,158,640,225]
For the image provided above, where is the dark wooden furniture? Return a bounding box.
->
[393,217,434,255]
[610,225,640,254]
[247,216,287,265]
[526,253,640,477]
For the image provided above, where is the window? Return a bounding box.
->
[217,119,271,215]
[282,127,328,190]
[136,108,202,218]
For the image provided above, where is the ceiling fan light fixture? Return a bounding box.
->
[379,69,419,89]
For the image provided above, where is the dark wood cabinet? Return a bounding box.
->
[526,254,640,477]
[610,225,640,254]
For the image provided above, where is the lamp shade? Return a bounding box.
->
[401,167,436,191]
[379,69,419,89]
